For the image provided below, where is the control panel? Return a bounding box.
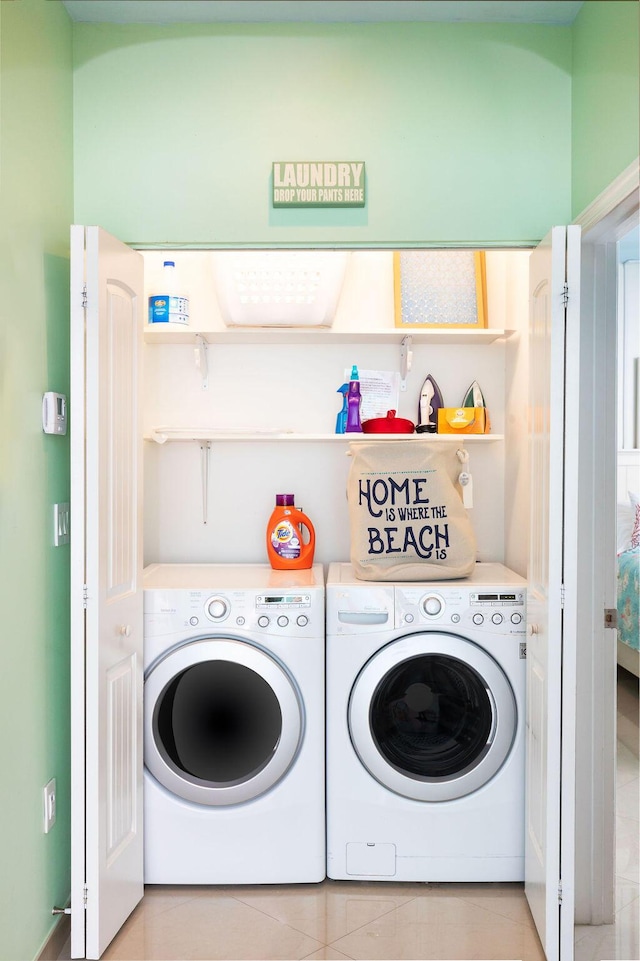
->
[253,592,313,631]
[469,590,526,631]
[395,586,526,635]
[144,586,323,638]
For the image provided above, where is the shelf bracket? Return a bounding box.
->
[200,441,211,524]
[194,334,209,390]
[400,335,413,391]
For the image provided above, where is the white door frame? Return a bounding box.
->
[572,159,639,927]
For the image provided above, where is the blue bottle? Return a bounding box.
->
[335,383,349,433]
[148,260,190,326]
[345,365,363,433]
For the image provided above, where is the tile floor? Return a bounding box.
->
[71,880,548,961]
[57,671,638,961]
[574,667,639,961]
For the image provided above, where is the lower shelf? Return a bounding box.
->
[145,427,502,524]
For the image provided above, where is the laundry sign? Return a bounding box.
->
[272,161,366,207]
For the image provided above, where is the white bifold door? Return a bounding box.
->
[525,225,580,961]
[70,226,145,959]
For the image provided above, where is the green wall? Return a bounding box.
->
[72,21,573,246]
[0,2,73,959]
[572,0,640,219]
[72,5,640,246]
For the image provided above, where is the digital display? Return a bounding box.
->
[472,591,523,605]
[257,593,310,609]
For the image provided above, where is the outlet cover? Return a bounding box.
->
[43,778,56,833]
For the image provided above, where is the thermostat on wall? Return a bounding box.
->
[42,392,67,435]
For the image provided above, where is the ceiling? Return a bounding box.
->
[60,1,585,26]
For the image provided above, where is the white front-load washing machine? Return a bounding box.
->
[326,562,527,882]
[143,563,325,884]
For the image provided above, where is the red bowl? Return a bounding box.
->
[361,410,415,433]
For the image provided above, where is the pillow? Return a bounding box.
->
[617,502,634,554]
[630,491,640,550]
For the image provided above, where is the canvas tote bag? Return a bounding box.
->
[346,440,476,581]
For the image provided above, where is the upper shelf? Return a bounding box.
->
[143,326,515,346]
[145,428,504,444]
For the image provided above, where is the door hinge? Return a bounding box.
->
[604,608,618,629]
[560,583,565,608]
[83,884,88,909]
[83,584,88,609]
[558,881,563,904]
[82,283,88,309]
[562,283,569,307]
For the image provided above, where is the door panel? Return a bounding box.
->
[144,638,303,806]
[525,226,579,961]
[526,227,565,953]
[71,226,144,959]
[348,633,517,802]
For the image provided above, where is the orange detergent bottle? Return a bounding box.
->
[266,494,316,570]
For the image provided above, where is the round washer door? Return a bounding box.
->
[144,637,303,806]
[348,633,517,802]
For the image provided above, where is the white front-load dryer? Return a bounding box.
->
[143,563,325,884]
[326,562,527,882]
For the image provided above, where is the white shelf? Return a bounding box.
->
[143,326,514,346]
[145,428,504,444]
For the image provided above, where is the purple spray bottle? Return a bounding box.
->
[345,364,363,433]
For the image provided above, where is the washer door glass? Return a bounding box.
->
[348,633,517,801]
[145,638,302,806]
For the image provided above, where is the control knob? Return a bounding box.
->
[421,594,444,617]
[206,596,229,621]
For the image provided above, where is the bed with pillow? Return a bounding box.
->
[617,461,639,678]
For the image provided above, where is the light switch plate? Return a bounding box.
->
[54,503,70,546]
[43,778,56,833]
